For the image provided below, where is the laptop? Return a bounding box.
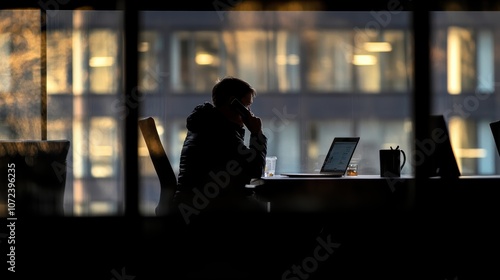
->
[490,120,500,157]
[280,137,360,177]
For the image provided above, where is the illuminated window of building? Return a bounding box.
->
[170,28,301,93]
[447,27,476,94]
[306,30,353,92]
[230,30,300,93]
[380,30,410,92]
[171,31,221,92]
[306,29,409,93]
[89,117,117,178]
[354,29,409,93]
[353,28,382,93]
[139,31,163,93]
[274,31,301,92]
[88,29,119,94]
[47,29,72,94]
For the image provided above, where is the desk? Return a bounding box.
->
[248,174,500,213]
[242,174,500,279]
[248,174,415,212]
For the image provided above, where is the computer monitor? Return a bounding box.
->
[419,115,461,178]
[489,120,500,157]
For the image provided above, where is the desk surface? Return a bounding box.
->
[258,174,500,180]
[258,174,414,180]
[248,174,500,212]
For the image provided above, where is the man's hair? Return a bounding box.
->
[212,76,256,107]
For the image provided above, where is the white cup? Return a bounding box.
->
[265,156,277,177]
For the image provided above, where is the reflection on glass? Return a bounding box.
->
[0,33,12,93]
[0,10,42,139]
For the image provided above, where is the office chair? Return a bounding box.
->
[139,117,177,216]
[0,140,71,216]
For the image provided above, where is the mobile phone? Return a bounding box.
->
[230,98,251,120]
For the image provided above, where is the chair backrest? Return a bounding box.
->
[139,117,177,216]
[0,140,71,216]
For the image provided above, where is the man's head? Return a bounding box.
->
[212,76,256,108]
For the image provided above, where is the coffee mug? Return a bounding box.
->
[379,147,406,177]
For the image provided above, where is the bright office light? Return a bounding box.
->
[138,42,150,52]
[352,54,377,65]
[363,42,392,52]
[447,27,462,95]
[195,53,215,65]
[89,56,114,67]
[91,166,113,178]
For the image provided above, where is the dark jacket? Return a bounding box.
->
[175,102,267,203]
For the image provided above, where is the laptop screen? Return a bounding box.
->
[321,138,359,173]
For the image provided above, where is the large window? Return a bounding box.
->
[47,11,125,215]
[431,12,498,176]
[144,11,414,190]
[2,8,500,216]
